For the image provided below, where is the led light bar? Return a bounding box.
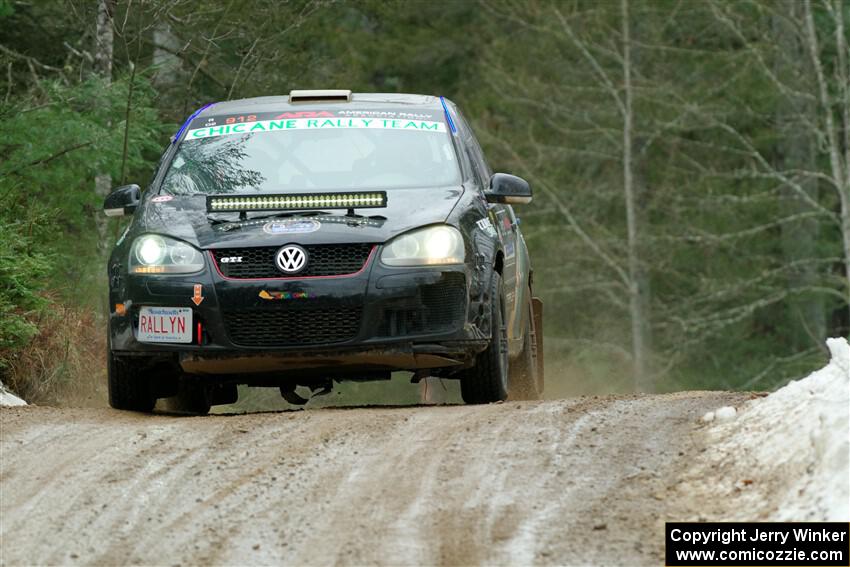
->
[207,192,387,212]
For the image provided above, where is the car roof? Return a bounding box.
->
[198,93,446,118]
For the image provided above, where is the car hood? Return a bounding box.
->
[134,185,465,249]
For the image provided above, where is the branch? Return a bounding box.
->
[675,258,842,309]
[63,41,94,65]
[828,0,849,178]
[709,1,816,103]
[479,128,631,286]
[667,286,843,346]
[740,347,821,390]
[804,0,846,191]
[183,0,234,113]
[552,5,626,117]
[0,44,63,73]
[144,38,226,89]
[651,211,833,244]
[3,141,93,177]
[711,118,838,218]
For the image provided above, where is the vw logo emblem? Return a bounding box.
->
[275,244,308,274]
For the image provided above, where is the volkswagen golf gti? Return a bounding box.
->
[103,90,543,413]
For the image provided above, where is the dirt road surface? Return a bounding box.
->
[1,392,748,566]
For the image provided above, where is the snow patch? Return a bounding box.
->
[0,381,26,406]
[713,406,737,422]
[701,337,849,520]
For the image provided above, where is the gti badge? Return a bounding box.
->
[220,256,243,263]
[275,244,307,274]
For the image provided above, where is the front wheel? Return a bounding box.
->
[107,351,155,412]
[460,271,509,404]
[164,378,212,415]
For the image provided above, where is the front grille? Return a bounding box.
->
[378,273,466,337]
[223,307,362,347]
[211,244,373,279]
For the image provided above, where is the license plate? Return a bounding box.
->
[137,307,193,344]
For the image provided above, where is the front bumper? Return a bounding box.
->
[109,249,489,374]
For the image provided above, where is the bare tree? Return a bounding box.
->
[803,0,850,312]
[775,0,826,347]
[484,0,656,390]
[475,0,846,389]
[705,0,849,320]
[152,19,186,107]
[621,0,653,391]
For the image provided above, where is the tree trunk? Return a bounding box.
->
[153,20,185,115]
[839,190,850,316]
[803,0,850,320]
[622,0,652,392]
[94,0,114,256]
[775,0,826,348]
[834,0,850,319]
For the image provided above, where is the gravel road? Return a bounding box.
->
[0,392,748,566]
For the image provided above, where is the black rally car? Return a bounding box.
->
[103,90,543,413]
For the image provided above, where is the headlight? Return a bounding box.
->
[130,235,204,274]
[381,225,465,266]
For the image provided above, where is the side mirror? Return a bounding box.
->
[103,184,141,217]
[485,173,532,205]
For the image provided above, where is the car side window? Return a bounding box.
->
[150,142,178,191]
[452,136,479,186]
[464,142,487,188]
[457,111,492,179]
[466,131,493,183]
[442,106,477,185]
[453,111,490,190]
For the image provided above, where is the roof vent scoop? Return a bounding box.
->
[288,89,352,103]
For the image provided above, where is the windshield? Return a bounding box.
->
[161,110,460,195]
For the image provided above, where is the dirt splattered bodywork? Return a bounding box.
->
[103,92,542,411]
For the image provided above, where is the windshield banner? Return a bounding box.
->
[185,109,447,140]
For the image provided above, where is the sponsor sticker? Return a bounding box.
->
[476,217,497,237]
[259,290,314,301]
[186,117,447,140]
[263,218,321,235]
[151,195,174,203]
[191,283,204,306]
[192,109,443,129]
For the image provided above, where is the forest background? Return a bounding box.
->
[1,0,848,406]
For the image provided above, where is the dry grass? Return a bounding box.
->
[2,300,107,407]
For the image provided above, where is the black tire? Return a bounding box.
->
[508,293,543,400]
[209,383,238,406]
[460,271,509,404]
[108,351,155,412]
[165,378,211,415]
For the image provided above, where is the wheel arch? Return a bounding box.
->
[493,250,504,275]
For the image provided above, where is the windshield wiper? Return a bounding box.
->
[248,210,331,222]
[206,210,331,226]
